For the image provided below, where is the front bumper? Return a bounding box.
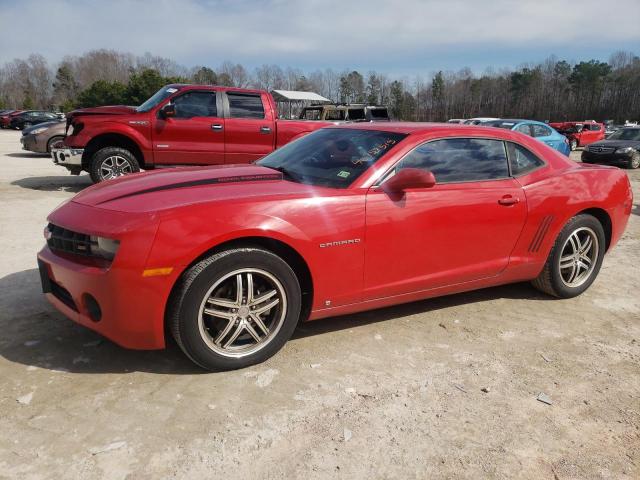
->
[582,150,633,166]
[51,147,84,168]
[37,201,170,350]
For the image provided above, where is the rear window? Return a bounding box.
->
[347,108,365,120]
[325,109,346,121]
[369,108,389,119]
[301,108,322,120]
[228,93,265,119]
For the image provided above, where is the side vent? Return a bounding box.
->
[529,215,554,253]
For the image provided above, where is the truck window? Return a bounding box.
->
[369,108,389,120]
[325,109,346,121]
[347,109,365,120]
[301,108,322,120]
[173,91,217,118]
[227,93,265,119]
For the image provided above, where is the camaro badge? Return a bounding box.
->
[319,238,361,248]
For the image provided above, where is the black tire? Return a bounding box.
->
[627,151,640,169]
[46,135,64,153]
[168,248,302,371]
[570,139,578,151]
[88,146,140,183]
[532,214,605,298]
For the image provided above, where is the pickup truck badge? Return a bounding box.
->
[319,238,361,248]
[128,120,149,126]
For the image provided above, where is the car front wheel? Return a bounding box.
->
[628,151,640,169]
[532,214,605,298]
[168,248,302,371]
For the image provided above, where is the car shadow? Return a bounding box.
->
[11,175,92,193]
[0,267,550,375]
[6,152,49,158]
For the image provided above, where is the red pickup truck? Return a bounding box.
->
[548,121,605,151]
[52,85,332,182]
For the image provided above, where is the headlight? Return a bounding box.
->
[31,126,48,135]
[90,236,120,260]
[616,147,634,154]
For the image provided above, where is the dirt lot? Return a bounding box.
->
[0,128,638,479]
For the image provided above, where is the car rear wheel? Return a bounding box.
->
[532,214,605,298]
[628,151,640,169]
[88,146,140,183]
[46,136,64,153]
[570,139,578,151]
[168,248,302,371]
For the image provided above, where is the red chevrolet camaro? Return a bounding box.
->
[38,123,633,370]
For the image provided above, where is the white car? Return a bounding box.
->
[464,117,499,125]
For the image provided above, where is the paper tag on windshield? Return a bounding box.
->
[337,171,350,178]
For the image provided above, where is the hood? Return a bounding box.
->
[71,164,322,213]
[589,139,640,149]
[69,105,138,117]
[22,120,64,135]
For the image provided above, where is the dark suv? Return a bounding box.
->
[581,127,640,169]
[9,111,59,130]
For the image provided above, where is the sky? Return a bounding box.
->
[1,0,639,76]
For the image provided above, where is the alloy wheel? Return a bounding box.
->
[197,268,287,358]
[100,155,134,180]
[558,227,599,288]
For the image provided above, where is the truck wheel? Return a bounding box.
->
[570,139,578,151]
[628,151,640,169]
[168,247,302,371]
[89,147,140,183]
[46,136,64,153]
[531,214,605,299]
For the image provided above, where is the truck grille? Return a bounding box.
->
[46,223,94,257]
[588,145,615,154]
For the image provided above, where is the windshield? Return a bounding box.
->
[257,128,407,188]
[136,86,181,112]
[607,128,640,141]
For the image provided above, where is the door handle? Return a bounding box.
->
[498,195,519,206]
[260,126,272,134]
[211,124,223,131]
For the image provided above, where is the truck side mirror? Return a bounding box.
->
[159,104,176,119]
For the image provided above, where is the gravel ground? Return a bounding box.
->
[0,128,638,479]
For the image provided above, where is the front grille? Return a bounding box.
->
[588,146,615,154]
[47,223,94,257]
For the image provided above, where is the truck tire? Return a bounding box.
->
[89,146,140,183]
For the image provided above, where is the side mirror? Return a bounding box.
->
[159,103,176,119]
[381,168,436,195]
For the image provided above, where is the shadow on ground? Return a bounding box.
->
[0,267,548,376]
[11,175,91,193]
[6,152,49,158]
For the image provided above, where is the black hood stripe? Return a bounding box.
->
[97,173,283,205]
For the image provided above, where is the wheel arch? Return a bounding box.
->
[575,207,612,251]
[82,132,145,169]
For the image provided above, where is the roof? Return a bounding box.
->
[271,90,332,102]
[329,121,516,135]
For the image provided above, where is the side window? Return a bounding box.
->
[172,91,217,118]
[347,108,365,120]
[325,109,346,121]
[227,93,265,119]
[515,124,532,136]
[532,124,551,137]
[397,138,509,183]
[507,142,544,176]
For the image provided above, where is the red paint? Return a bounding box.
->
[549,121,605,147]
[39,123,633,350]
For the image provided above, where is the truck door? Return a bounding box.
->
[152,90,225,165]
[223,91,275,164]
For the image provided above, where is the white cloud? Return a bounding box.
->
[1,0,639,71]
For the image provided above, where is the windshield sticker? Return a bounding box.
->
[337,171,351,178]
[368,139,398,156]
[166,88,178,93]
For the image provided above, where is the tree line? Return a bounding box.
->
[0,49,638,123]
